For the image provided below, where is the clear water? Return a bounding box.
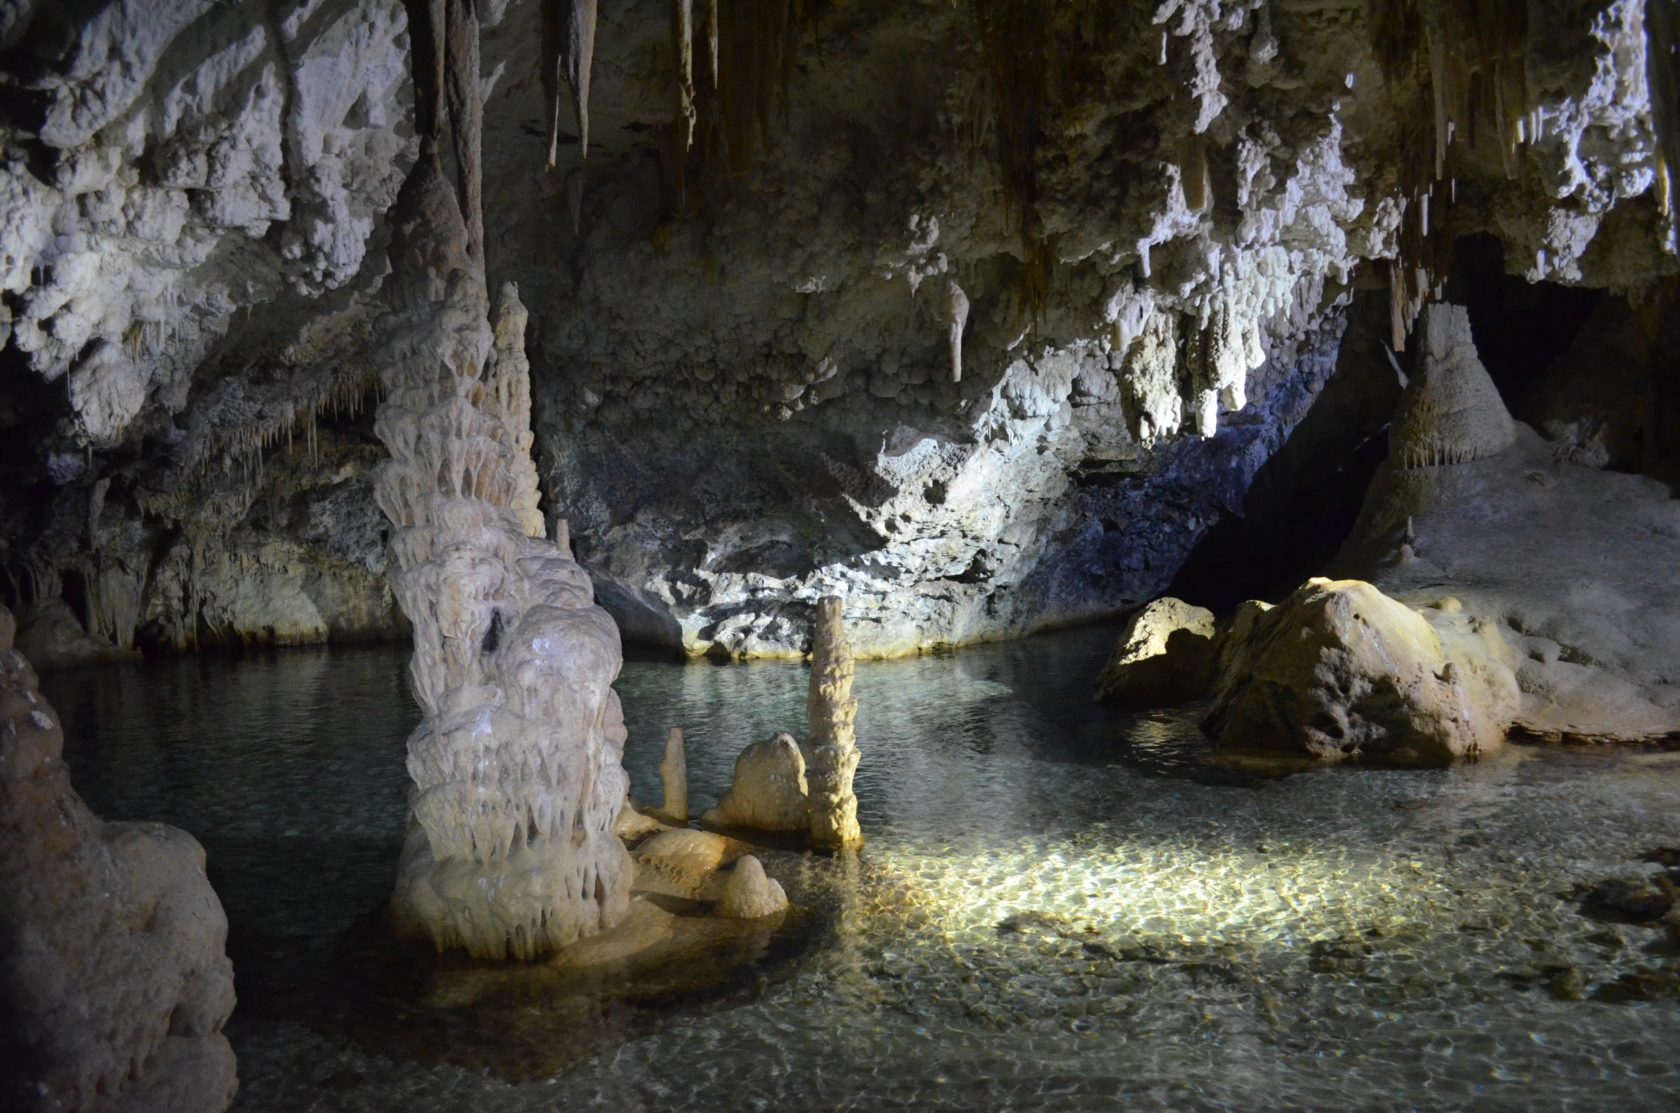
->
[41,627,1680,1112]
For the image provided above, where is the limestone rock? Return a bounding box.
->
[1390,304,1516,470]
[378,97,632,955]
[1205,578,1518,766]
[632,828,743,900]
[716,856,789,920]
[1095,597,1218,707]
[1345,427,1680,743]
[0,606,237,1113]
[657,726,688,824]
[703,732,810,833]
[804,597,861,849]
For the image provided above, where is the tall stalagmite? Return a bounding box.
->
[376,2,631,960]
[804,596,861,849]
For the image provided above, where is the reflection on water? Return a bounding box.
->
[42,626,1680,1111]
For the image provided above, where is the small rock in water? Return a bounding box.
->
[1578,877,1675,924]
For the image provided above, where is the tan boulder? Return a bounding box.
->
[702,732,810,832]
[1205,578,1518,766]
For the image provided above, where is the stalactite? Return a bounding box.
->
[444,0,486,263]
[945,280,970,384]
[703,0,720,90]
[1366,0,1529,344]
[672,0,697,153]
[1648,0,1679,235]
[543,0,598,168]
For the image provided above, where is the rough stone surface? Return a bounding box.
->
[630,828,742,901]
[703,732,809,833]
[377,16,632,959]
[716,855,789,920]
[804,596,860,849]
[1205,578,1519,766]
[1095,597,1219,707]
[0,606,237,1113]
[1344,426,1680,743]
[0,1,1676,662]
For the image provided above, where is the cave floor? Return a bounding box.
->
[42,629,1680,1112]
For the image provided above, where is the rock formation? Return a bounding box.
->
[377,3,631,960]
[804,596,861,849]
[1095,597,1218,708]
[1342,314,1680,744]
[1204,578,1519,766]
[1389,304,1516,469]
[0,606,237,1113]
[657,725,688,824]
[703,732,809,833]
[3,2,1676,662]
[716,855,789,919]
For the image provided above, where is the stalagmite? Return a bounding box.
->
[1390,302,1515,470]
[659,725,689,823]
[543,0,598,168]
[716,855,788,918]
[804,595,861,849]
[376,12,631,961]
[945,280,970,383]
[0,605,238,1112]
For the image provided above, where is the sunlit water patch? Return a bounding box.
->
[42,627,1680,1111]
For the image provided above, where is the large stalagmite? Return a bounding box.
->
[804,596,861,849]
[0,606,237,1113]
[376,5,631,960]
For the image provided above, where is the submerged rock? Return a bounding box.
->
[1205,578,1518,766]
[0,606,237,1113]
[703,732,810,832]
[1095,597,1219,707]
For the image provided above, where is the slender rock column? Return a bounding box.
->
[659,725,688,823]
[804,596,861,849]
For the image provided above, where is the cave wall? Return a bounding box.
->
[0,0,1675,660]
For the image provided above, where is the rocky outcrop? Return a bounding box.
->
[507,0,1676,657]
[1205,578,1519,766]
[1,1,1676,663]
[1095,597,1218,708]
[0,606,236,1113]
[702,732,809,833]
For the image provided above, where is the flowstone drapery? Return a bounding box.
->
[375,3,631,961]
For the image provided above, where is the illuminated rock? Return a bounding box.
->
[632,828,741,900]
[716,856,789,919]
[1206,578,1518,766]
[1095,597,1218,707]
[703,732,809,833]
[805,596,861,849]
[0,606,237,1112]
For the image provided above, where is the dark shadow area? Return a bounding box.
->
[1168,288,1402,612]
[1446,233,1605,406]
